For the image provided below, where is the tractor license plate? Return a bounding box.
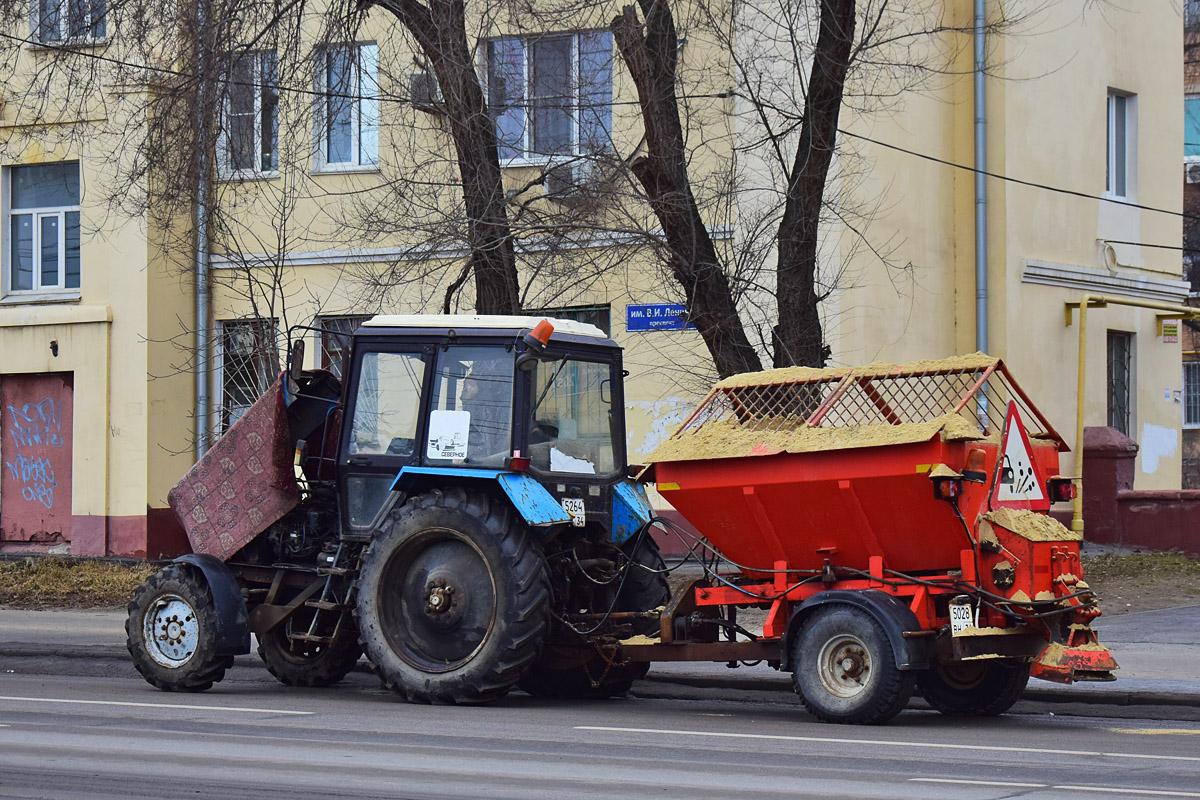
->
[561,498,586,527]
[949,601,974,636]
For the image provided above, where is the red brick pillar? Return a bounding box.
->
[1082,426,1138,545]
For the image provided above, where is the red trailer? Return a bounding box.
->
[624,353,1116,724]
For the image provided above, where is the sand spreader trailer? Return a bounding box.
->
[624,353,1117,724]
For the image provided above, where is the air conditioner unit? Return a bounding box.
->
[409,71,443,113]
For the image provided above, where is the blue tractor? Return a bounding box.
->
[126,315,670,703]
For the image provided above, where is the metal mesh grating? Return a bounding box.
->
[675,359,1061,443]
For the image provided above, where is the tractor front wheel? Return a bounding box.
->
[918,659,1030,716]
[126,564,232,692]
[792,605,915,724]
[356,488,550,704]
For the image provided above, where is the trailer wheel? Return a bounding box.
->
[356,488,550,704]
[257,610,363,687]
[918,659,1030,716]
[792,605,915,724]
[126,565,232,692]
[519,535,671,698]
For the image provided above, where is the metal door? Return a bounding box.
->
[1,373,74,546]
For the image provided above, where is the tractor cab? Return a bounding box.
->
[334,314,643,544]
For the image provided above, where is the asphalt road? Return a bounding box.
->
[2,665,1200,800]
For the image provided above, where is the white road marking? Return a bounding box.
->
[911,779,1200,798]
[575,726,1200,764]
[1052,787,1200,798]
[0,696,312,716]
[911,778,1046,788]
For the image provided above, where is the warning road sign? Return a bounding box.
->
[991,402,1050,512]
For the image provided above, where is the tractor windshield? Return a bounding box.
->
[426,346,515,468]
[528,357,617,476]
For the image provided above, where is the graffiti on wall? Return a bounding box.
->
[4,398,63,509]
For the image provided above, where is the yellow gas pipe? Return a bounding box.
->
[1065,294,1200,533]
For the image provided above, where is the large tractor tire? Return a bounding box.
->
[355,488,550,705]
[519,535,671,699]
[791,605,915,724]
[257,609,363,687]
[126,564,232,692]
[917,659,1030,717]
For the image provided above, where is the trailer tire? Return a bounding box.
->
[126,565,232,692]
[356,488,550,705]
[918,659,1030,717]
[792,605,915,724]
[519,535,671,698]
[257,610,363,687]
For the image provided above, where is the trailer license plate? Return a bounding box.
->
[949,602,974,636]
[561,498,586,527]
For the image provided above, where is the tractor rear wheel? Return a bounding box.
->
[519,535,671,699]
[126,564,232,692]
[356,488,550,704]
[257,609,363,687]
[918,659,1030,716]
[792,605,915,724]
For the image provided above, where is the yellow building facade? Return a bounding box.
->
[0,1,1185,556]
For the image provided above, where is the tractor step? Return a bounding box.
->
[304,599,347,612]
[289,632,335,645]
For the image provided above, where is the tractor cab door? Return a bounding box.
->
[337,344,431,535]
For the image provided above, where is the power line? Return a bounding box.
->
[839,127,1200,223]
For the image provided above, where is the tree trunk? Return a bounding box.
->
[772,0,855,368]
[612,3,762,379]
[370,0,521,315]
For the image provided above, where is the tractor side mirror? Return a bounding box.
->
[288,338,306,381]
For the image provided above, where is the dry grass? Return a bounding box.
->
[0,557,157,609]
[1080,551,1200,614]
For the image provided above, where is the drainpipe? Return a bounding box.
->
[974,0,988,356]
[195,0,212,459]
[196,168,211,459]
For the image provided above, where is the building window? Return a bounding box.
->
[1188,0,1200,28]
[528,304,611,336]
[5,162,81,295]
[220,52,278,176]
[218,319,278,432]
[1186,362,1200,429]
[316,43,378,170]
[1106,91,1133,198]
[1107,330,1133,435]
[32,0,105,42]
[318,315,370,379]
[486,31,613,161]
[1188,95,1200,160]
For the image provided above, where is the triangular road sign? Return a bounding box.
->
[990,401,1050,512]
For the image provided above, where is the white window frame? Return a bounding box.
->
[313,42,379,173]
[1106,90,1135,200]
[218,51,280,180]
[482,31,613,167]
[1185,362,1200,430]
[31,0,105,44]
[1,163,81,298]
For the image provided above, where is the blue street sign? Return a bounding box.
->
[626,303,693,332]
